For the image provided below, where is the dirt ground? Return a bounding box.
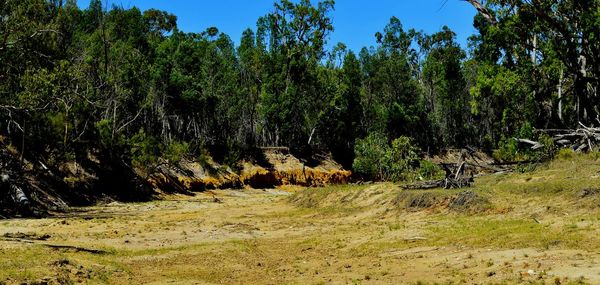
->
[0,190,598,285]
[3,154,600,284]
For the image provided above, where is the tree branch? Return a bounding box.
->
[463,0,497,25]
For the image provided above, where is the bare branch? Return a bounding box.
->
[463,0,497,25]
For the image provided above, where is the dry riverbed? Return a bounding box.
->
[3,154,600,284]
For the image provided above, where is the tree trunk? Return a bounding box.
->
[558,68,563,122]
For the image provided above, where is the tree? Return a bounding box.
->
[421,26,470,148]
[319,51,363,168]
[257,0,335,148]
[237,28,263,146]
[360,17,427,148]
[467,0,600,128]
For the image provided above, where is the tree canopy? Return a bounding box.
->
[0,0,598,176]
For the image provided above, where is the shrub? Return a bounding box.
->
[223,139,243,171]
[130,130,162,167]
[353,134,432,182]
[493,137,521,162]
[352,133,388,180]
[556,148,575,160]
[130,129,189,171]
[164,141,189,164]
[418,160,444,180]
[385,136,421,181]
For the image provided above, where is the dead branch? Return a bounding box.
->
[464,0,497,25]
[403,149,478,190]
[0,237,107,254]
[519,122,600,153]
[514,138,545,150]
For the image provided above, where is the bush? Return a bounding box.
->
[223,139,243,171]
[164,141,189,164]
[130,130,162,167]
[353,133,433,182]
[130,129,189,171]
[493,137,515,162]
[385,136,421,181]
[418,160,444,180]
[352,133,388,180]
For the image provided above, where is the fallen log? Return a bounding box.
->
[443,177,474,189]
[1,173,30,207]
[402,177,474,190]
[10,184,29,206]
[0,237,107,254]
[514,138,545,150]
[402,181,443,190]
[517,122,600,153]
[0,173,42,218]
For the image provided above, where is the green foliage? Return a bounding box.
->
[421,26,470,148]
[130,130,162,168]
[130,129,188,170]
[223,140,243,171]
[513,163,538,174]
[494,132,556,162]
[95,119,115,149]
[352,133,389,180]
[256,0,335,148]
[0,0,598,183]
[385,136,421,181]
[535,133,557,160]
[353,134,429,182]
[556,148,576,161]
[493,137,521,162]
[359,18,426,145]
[418,160,444,180]
[164,141,189,164]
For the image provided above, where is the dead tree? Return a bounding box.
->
[403,149,476,190]
[516,122,600,153]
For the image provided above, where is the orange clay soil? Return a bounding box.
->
[149,149,351,192]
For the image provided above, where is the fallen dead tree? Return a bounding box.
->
[517,122,600,152]
[1,233,107,254]
[403,149,478,190]
[405,122,600,191]
[402,148,521,190]
[402,176,474,190]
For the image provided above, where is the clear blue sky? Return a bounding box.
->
[78,0,478,52]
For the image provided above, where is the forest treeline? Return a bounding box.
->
[1,0,599,180]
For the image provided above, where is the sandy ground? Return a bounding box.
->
[1,184,600,284]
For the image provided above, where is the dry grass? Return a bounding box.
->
[3,151,600,284]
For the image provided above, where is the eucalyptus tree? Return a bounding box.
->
[467,0,600,132]
[256,0,335,148]
[421,26,470,149]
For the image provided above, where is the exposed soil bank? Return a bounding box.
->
[0,145,350,218]
[149,148,351,193]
